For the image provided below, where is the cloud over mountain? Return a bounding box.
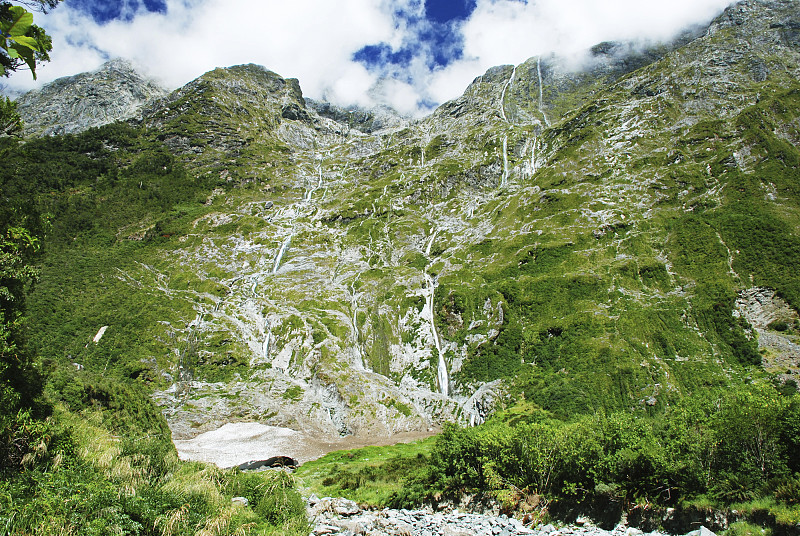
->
[3,0,734,115]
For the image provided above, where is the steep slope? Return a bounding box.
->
[13,0,800,445]
[15,58,167,136]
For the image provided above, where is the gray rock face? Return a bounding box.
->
[15,58,166,136]
[305,98,409,133]
[735,287,800,385]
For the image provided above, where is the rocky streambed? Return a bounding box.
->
[307,497,720,536]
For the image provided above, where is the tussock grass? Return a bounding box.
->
[295,437,434,506]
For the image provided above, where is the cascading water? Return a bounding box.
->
[537,57,551,127]
[424,272,449,397]
[499,65,517,122]
[424,229,438,257]
[499,66,516,187]
[250,275,259,295]
[349,282,365,370]
[501,135,509,187]
[272,235,291,274]
[305,162,324,202]
[422,229,449,396]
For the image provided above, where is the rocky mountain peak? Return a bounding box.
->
[15,58,167,137]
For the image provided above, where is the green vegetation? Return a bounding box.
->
[0,103,312,533]
[298,383,800,531]
[4,5,800,534]
[295,438,434,507]
[0,403,310,535]
[0,1,59,80]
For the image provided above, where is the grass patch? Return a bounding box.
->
[295,437,435,507]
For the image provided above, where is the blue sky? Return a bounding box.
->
[3,0,735,115]
[65,0,168,22]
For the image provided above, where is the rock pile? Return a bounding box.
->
[307,497,719,536]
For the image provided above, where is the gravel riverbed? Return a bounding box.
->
[306,497,718,536]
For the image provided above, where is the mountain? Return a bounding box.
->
[7,0,800,447]
[14,58,167,136]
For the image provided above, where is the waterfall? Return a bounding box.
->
[424,272,449,397]
[348,282,366,370]
[501,135,509,187]
[350,282,360,343]
[250,275,259,295]
[537,57,551,127]
[530,136,537,175]
[352,304,359,342]
[272,235,291,274]
[424,229,438,257]
[305,165,324,202]
[499,65,517,122]
[498,65,517,188]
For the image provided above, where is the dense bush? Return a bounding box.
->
[254,472,307,526]
[397,382,800,521]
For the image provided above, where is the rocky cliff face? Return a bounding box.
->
[15,58,167,136]
[305,99,409,133]
[19,0,800,442]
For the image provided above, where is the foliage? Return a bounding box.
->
[0,96,21,136]
[295,439,434,507]
[390,383,800,524]
[0,224,48,476]
[0,403,311,535]
[0,1,59,79]
[253,472,306,526]
[0,94,313,535]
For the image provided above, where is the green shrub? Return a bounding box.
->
[255,472,306,526]
[725,521,772,536]
[768,320,789,332]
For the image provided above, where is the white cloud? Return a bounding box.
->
[371,77,420,115]
[428,0,735,107]
[3,0,408,105]
[2,0,735,115]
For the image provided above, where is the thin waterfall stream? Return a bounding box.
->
[271,153,325,274]
[499,65,517,187]
[425,272,449,397]
[537,57,551,127]
[271,235,291,274]
[349,280,365,370]
[499,65,516,122]
[424,229,438,257]
[501,135,509,187]
[423,229,449,397]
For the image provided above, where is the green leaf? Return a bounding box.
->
[9,43,37,79]
[9,35,39,51]
[4,6,34,37]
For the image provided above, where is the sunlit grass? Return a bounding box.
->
[295,437,435,506]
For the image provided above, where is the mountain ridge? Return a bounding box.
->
[14,58,167,136]
[6,0,800,444]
